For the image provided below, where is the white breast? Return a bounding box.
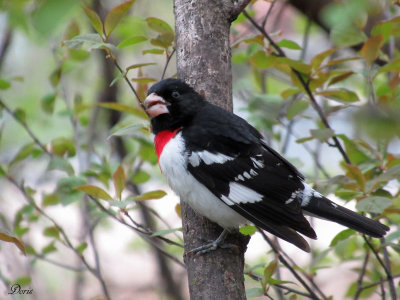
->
[158,132,247,229]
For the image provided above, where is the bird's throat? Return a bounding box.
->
[154,128,181,160]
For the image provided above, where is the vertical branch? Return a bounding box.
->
[174,0,251,298]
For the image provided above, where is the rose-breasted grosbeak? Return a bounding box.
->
[144,78,389,253]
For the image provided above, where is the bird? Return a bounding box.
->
[143,78,389,253]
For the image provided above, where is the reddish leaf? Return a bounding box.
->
[113,165,126,200]
[84,7,104,37]
[0,232,26,255]
[75,184,113,200]
[361,34,383,66]
[135,190,166,201]
[104,0,135,37]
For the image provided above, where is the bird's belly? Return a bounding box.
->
[158,133,247,229]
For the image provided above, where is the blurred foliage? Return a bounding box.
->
[0,0,399,299]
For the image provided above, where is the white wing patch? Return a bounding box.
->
[221,182,263,205]
[188,150,234,167]
[234,168,258,182]
[250,157,264,169]
[300,182,323,207]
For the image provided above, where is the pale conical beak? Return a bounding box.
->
[144,93,170,117]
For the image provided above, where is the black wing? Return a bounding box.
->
[182,104,316,251]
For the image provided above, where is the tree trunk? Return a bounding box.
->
[174,0,250,299]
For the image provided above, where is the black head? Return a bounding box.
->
[144,78,204,134]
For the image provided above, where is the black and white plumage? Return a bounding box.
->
[144,78,389,252]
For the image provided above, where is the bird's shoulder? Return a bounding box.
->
[181,102,261,155]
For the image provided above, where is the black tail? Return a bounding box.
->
[303,196,389,238]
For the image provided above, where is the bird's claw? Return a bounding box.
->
[186,240,236,256]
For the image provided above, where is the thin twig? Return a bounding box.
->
[0,98,52,156]
[261,0,277,28]
[107,52,150,117]
[6,176,111,300]
[354,251,370,300]
[32,255,86,272]
[243,10,352,164]
[358,273,400,291]
[161,48,176,80]
[245,263,315,298]
[258,230,323,300]
[380,236,397,300]
[89,196,185,268]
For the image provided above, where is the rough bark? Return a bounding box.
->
[174,1,250,299]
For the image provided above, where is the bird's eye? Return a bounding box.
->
[171,91,180,98]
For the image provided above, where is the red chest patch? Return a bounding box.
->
[154,128,181,160]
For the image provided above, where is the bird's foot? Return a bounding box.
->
[186,229,237,256]
[187,240,236,256]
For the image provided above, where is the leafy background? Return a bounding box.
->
[0,0,399,299]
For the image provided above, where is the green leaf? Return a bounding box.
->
[109,72,125,87]
[335,189,363,201]
[75,184,113,201]
[76,242,88,254]
[109,122,149,138]
[132,170,150,184]
[281,88,301,99]
[41,93,57,114]
[245,287,264,297]
[135,190,166,201]
[0,78,11,90]
[104,0,135,37]
[50,137,76,157]
[277,39,301,50]
[317,88,359,103]
[0,232,26,255]
[150,32,174,48]
[47,156,75,175]
[336,134,370,165]
[83,7,104,37]
[146,17,173,33]
[63,33,103,50]
[329,229,355,247]
[331,23,367,47]
[126,63,156,71]
[98,102,148,119]
[296,136,314,143]
[250,51,274,69]
[131,77,157,83]
[14,108,26,123]
[385,229,400,243]
[10,143,36,166]
[15,276,31,287]
[43,226,60,239]
[346,281,377,298]
[328,71,355,86]
[310,128,334,142]
[117,35,147,49]
[142,48,164,55]
[377,58,400,74]
[263,260,277,292]
[42,194,60,206]
[113,165,126,200]
[239,225,257,236]
[42,242,57,255]
[311,49,336,70]
[287,100,309,120]
[151,227,182,237]
[57,176,87,205]
[356,196,392,214]
[276,57,311,74]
